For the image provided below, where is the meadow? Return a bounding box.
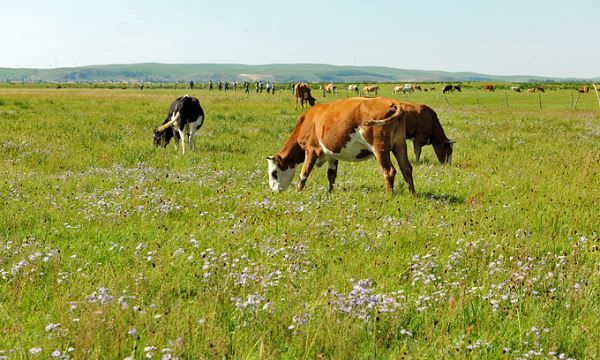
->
[0,83,598,359]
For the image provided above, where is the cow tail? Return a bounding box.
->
[362,105,402,126]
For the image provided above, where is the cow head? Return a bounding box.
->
[307,95,316,106]
[443,139,455,164]
[153,127,174,148]
[267,156,296,191]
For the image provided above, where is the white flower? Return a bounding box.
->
[29,348,42,355]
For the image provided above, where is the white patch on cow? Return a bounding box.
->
[319,128,374,162]
[267,158,296,191]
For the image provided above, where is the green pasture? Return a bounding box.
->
[0,84,598,359]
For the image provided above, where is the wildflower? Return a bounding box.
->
[29,348,42,355]
[127,328,140,340]
[45,323,61,332]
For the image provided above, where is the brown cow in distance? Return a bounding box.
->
[362,85,379,96]
[484,84,495,92]
[294,82,316,109]
[267,97,415,194]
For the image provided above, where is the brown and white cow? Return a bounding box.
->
[362,85,379,96]
[346,84,360,96]
[294,82,316,109]
[267,97,415,194]
[320,83,337,97]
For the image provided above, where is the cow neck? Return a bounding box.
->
[277,139,305,170]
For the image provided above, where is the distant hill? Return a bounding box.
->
[0,63,598,83]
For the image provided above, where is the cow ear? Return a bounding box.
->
[266,156,275,161]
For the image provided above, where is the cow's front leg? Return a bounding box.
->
[374,151,396,192]
[174,127,186,154]
[327,160,339,192]
[297,152,318,191]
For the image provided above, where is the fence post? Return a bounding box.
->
[593,83,600,109]
[504,92,509,108]
[570,92,573,109]
[573,92,581,110]
[538,93,542,110]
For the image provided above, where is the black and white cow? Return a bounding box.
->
[153,95,204,154]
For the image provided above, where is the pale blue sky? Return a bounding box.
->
[2,0,598,78]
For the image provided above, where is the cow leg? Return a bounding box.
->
[413,139,423,162]
[374,151,396,192]
[392,144,416,194]
[297,152,318,191]
[174,127,185,154]
[327,160,339,192]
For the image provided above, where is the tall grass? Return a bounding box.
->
[0,85,598,359]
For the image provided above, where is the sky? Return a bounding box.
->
[2,0,599,79]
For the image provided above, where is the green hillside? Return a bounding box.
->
[0,63,597,83]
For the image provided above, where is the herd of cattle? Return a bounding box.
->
[152,81,596,193]
[154,86,455,194]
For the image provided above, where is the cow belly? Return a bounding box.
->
[319,129,374,162]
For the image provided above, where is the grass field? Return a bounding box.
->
[0,84,598,359]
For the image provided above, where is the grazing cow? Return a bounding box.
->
[414,85,422,91]
[442,85,453,93]
[577,86,589,94]
[393,85,404,94]
[320,83,337,97]
[484,84,495,92]
[511,86,521,92]
[153,95,205,155]
[535,86,545,93]
[405,104,454,163]
[294,83,317,109]
[453,85,462,92]
[267,97,415,194]
[362,85,379,96]
[347,84,360,95]
[527,88,536,93]
[402,84,414,94]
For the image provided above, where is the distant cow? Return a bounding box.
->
[405,104,454,164]
[362,85,379,96]
[267,97,415,194]
[536,86,545,93]
[484,84,495,92]
[393,85,404,94]
[320,83,337,97]
[347,84,360,95]
[511,86,521,93]
[577,86,589,94]
[527,88,536,93]
[414,85,422,91]
[294,83,317,109]
[153,95,205,155]
[442,85,461,93]
[402,84,414,94]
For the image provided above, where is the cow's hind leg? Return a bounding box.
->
[413,139,423,162]
[374,151,396,192]
[392,144,416,194]
[327,160,339,192]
